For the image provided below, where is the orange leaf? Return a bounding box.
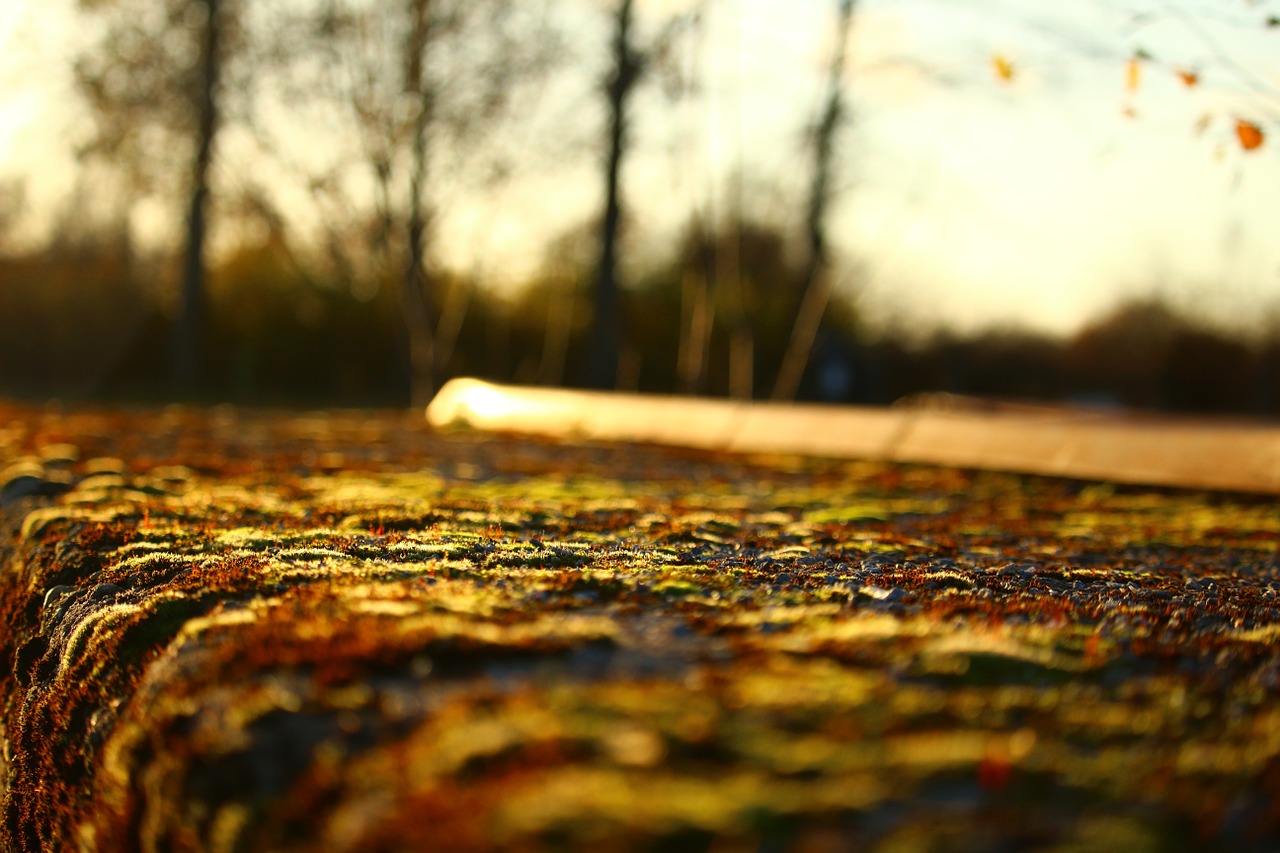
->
[992,54,1015,82]
[1177,68,1199,87]
[1236,118,1265,151]
[1125,57,1142,93]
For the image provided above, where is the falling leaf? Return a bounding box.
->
[992,54,1015,82]
[1235,119,1265,151]
[1126,57,1142,93]
[1176,69,1199,87]
[1192,113,1212,136]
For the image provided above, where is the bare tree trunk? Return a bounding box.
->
[728,326,753,398]
[772,0,855,402]
[677,251,713,395]
[724,205,752,401]
[676,14,712,397]
[721,15,753,401]
[173,0,222,393]
[403,0,436,408]
[593,0,640,390]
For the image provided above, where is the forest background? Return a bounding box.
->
[1,0,1279,413]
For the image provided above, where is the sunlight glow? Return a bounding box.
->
[1,0,1278,336]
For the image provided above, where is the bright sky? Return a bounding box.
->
[2,0,1279,337]
[835,0,1280,335]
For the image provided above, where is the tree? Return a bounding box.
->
[402,0,440,407]
[1067,298,1184,408]
[675,215,716,396]
[772,0,856,402]
[263,0,558,406]
[75,0,242,393]
[592,0,701,390]
[591,0,637,389]
[674,215,806,398]
[178,0,222,390]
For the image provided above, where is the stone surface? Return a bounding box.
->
[1,400,1278,851]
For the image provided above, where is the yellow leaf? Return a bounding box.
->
[1235,118,1265,151]
[1125,57,1142,93]
[992,54,1015,82]
[1192,113,1212,136]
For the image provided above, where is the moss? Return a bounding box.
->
[112,594,219,671]
[1,405,1279,851]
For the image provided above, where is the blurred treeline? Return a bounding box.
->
[4,216,1280,414]
[1,0,1278,414]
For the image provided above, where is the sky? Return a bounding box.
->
[2,0,1279,338]
[831,0,1280,335]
